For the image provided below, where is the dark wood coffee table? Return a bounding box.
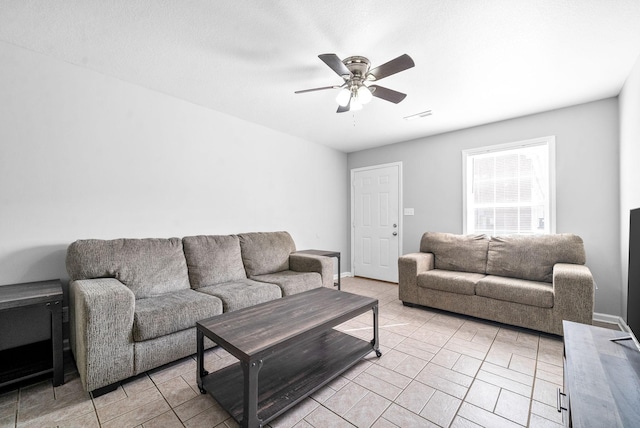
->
[196,287,380,428]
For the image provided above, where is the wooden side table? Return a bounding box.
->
[0,279,64,388]
[293,249,341,290]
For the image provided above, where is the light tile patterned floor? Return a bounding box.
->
[1,277,580,427]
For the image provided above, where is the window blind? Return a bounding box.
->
[464,138,553,235]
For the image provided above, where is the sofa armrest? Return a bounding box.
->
[398,252,435,303]
[552,263,594,327]
[289,253,334,288]
[70,278,136,392]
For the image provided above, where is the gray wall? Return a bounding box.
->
[348,98,621,316]
[620,53,640,321]
[0,41,348,287]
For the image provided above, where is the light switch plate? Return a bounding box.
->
[404,208,415,216]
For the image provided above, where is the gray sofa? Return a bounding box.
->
[398,232,594,335]
[66,231,332,394]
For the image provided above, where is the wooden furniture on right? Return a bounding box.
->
[561,320,640,427]
[196,287,380,428]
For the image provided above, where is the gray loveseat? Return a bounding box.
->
[66,231,332,394]
[398,232,594,335]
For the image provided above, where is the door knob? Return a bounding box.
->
[393,232,398,236]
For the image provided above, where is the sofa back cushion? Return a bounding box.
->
[66,238,190,298]
[486,234,586,283]
[420,232,489,274]
[182,235,247,288]
[239,231,296,276]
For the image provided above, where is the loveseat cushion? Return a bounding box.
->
[252,271,321,296]
[183,235,247,288]
[417,270,486,295]
[133,289,223,342]
[476,276,554,308]
[420,232,489,274]
[486,234,586,283]
[197,279,282,312]
[66,238,190,298]
[239,231,296,276]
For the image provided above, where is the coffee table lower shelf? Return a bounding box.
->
[199,329,376,426]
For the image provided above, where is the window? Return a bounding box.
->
[463,136,555,235]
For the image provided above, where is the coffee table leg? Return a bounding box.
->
[196,329,208,394]
[372,305,382,357]
[241,359,263,428]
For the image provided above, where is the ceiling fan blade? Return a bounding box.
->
[295,85,341,94]
[367,54,415,81]
[337,99,351,113]
[319,54,352,78]
[370,85,407,104]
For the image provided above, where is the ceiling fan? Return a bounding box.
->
[295,53,415,113]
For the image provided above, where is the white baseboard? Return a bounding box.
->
[593,312,626,331]
[333,272,354,280]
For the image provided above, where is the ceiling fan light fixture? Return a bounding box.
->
[336,88,351,107]
[350,98,363,111]
[296,53,414,113]
[357,85,373,104]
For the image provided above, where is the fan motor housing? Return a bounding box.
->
[343,56,370,77]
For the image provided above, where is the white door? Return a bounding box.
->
[352,163,401,282]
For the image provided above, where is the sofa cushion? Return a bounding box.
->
[133,289,223,342]
[251,270,321,296]
[197,279,282,312]
[183,235,247,288]
[420,232,490,274]
[417,270,485,295]
[486,234,586,283]
[476,275,554,308]
[239,231,296,276]
[66,238,190,298]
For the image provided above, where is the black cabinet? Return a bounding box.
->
[0,280,64,388]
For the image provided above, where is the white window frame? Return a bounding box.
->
[462,136,556,235]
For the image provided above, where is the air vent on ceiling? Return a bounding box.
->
[403,110,432,120]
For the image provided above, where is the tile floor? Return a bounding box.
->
[0,277,606,427]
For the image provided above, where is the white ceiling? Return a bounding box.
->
[2,1,640,153]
